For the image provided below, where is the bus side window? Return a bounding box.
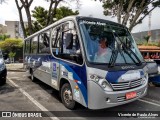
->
[61,21,83,65]
[31,36,38,54]
[51,27,61,56]
[39,30,50,54]
[25,40,31,54]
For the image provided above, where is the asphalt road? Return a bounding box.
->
[0,71,160,120]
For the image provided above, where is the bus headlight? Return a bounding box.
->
[144,72,148,80]
[89,74,113,91]
[141,72,148,85]
[102,81,107,88]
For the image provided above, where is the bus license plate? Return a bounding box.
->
[126,92,137,100]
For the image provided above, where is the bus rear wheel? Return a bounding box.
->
[61,83,76,109]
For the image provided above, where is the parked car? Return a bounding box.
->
[146,61,160,86]
[0,50,7,85]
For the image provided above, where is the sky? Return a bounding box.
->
[0,0,160,33]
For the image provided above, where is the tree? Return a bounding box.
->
[20,0,33,35]
[0,38,23,53]
[0,34,10,41]
[143,35,150,44]
[102,0,160,31]
[31,6,79,32]
[46,0,62,25]
[8,51,16,62]
[15,0,33,37]
[32,6,48,31]
[45,0,80,25]
[2,0,79,37]
[15,0,26,38]
[55,6,79,20]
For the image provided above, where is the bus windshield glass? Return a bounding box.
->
[79,19,144,65]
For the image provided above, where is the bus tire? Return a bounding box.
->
[0,78,6,85]
[61,83,76,110]
[30,70,36,82]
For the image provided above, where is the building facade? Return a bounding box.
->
[5,21,27,38]
[0,24,7,35]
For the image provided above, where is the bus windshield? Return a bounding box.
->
[79,19,144,66]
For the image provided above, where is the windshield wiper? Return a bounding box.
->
[108,49,118,67]
[112,31,142,66]
[123,46,141,65]
[106,23,142,66]
[121,37,142,66]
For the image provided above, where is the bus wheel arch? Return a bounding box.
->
[59,78,76,109]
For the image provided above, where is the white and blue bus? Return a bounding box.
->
[24,16,148,109]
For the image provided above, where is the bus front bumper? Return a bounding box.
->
[87,81,148,110]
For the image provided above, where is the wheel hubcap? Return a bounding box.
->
[63,89,72,104]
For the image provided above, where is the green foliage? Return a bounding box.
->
[55,6,79,20]
[29,6,79,33]
[0,34,10,41]
[135,39,144,45]
[137,41,159,46]
[9,52,16,58]
[102,0,160,31]
[143,35,150,43]
[0,38,23,52]
[144,42,158,46]
[32,6,48,29]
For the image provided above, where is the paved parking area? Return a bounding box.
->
[0,71,160,120]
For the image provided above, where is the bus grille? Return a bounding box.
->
[110,79,142,91]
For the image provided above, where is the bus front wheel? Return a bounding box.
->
[61,83,76,109]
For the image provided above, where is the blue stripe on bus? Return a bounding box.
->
[25,55,88,105]
[60,61,88,106]
[106,70,144,83]
[106,71,127,83]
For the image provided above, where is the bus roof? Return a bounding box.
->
[24,16,127,40]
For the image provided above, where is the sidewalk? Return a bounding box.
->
[6,63,26,72]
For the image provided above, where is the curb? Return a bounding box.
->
[7,69,26,72]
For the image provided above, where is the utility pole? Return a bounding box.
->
[148,12,152,42]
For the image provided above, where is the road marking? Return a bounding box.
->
[138,99,160,107]
[7,77,60,120]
